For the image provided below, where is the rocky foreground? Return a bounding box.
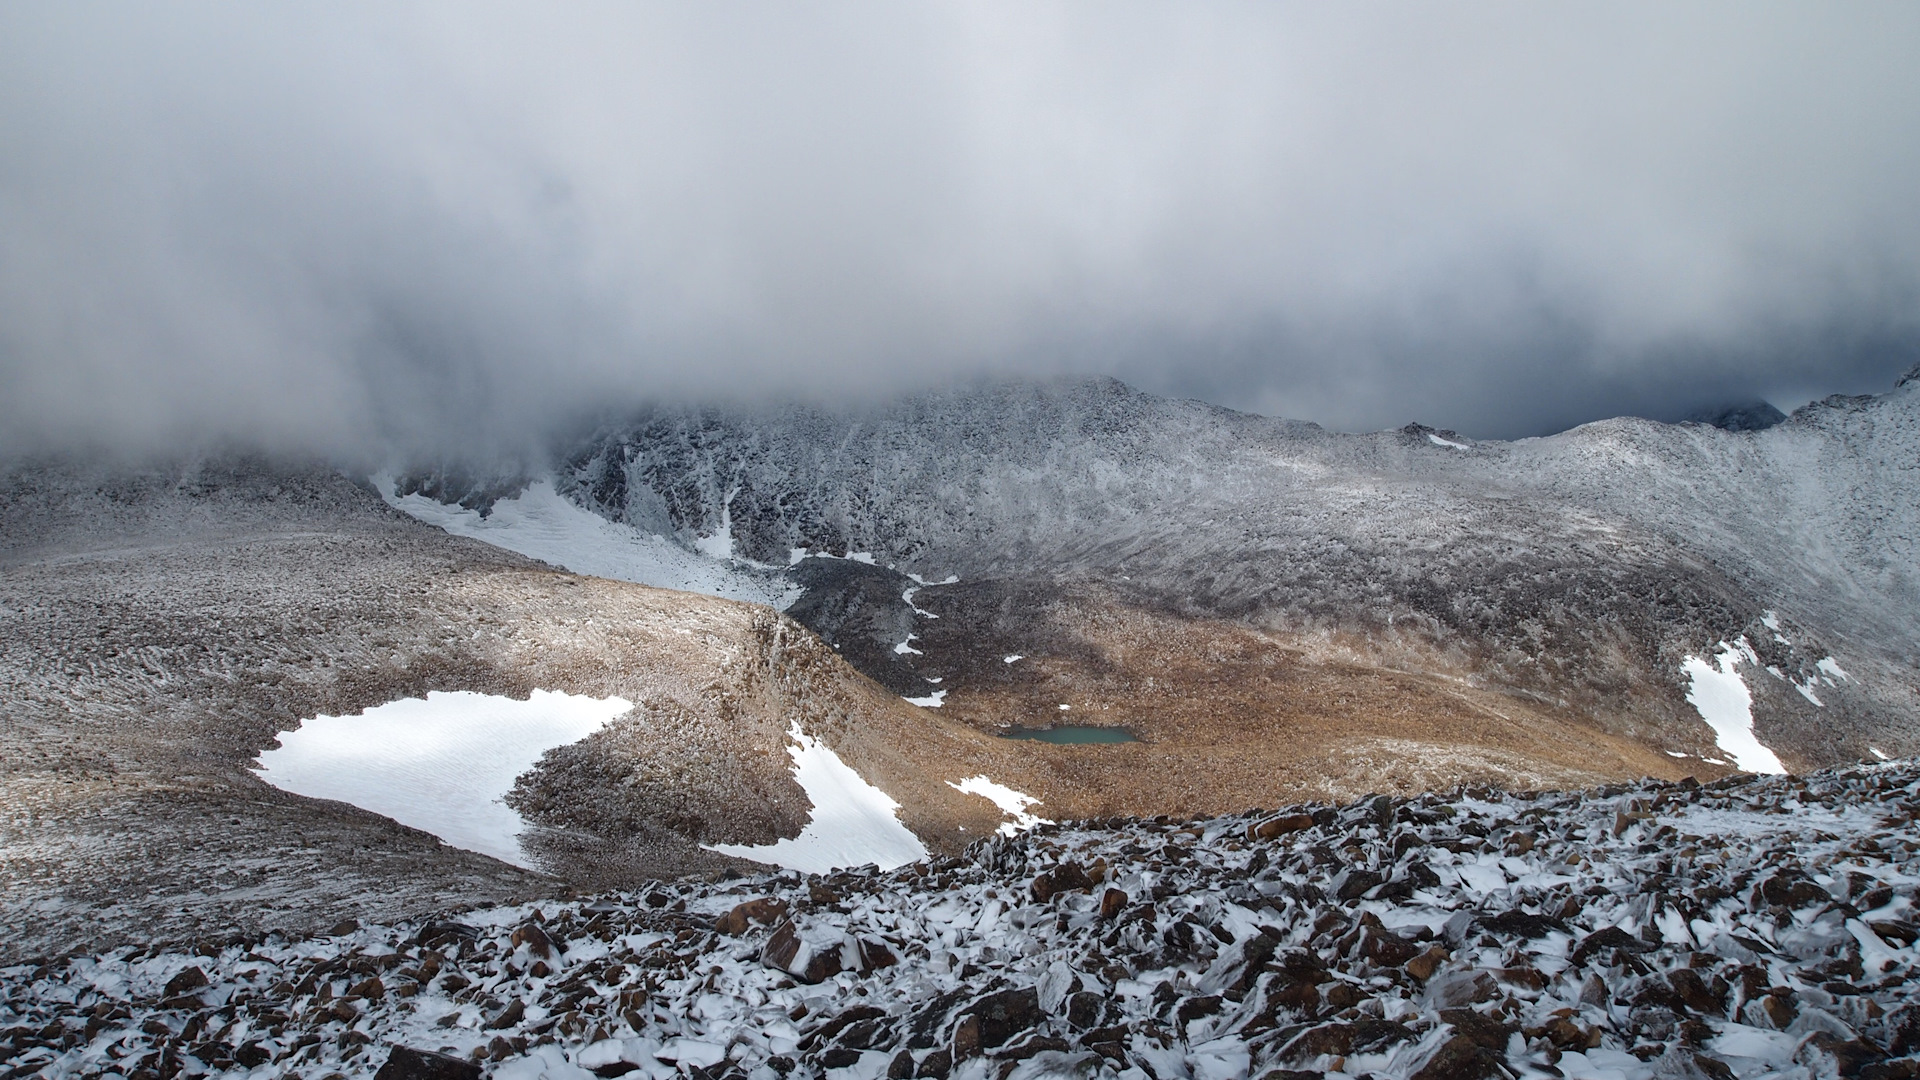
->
[5,763,1920,1080]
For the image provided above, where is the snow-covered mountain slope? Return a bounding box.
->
[532,370,1919,772]
[8,761,1919,1080]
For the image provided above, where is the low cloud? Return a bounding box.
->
[3,3,1917,458]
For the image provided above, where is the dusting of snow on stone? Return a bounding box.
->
[706,721,927,874]
[376,476,798,610]
[255,689,632,869]
[1680,639,1786,774]
[902,689,947,708]
[947,776,1052,837]
[1426,432,1470,449]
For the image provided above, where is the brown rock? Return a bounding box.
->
[1031,862,1094,902]
[163,967,209,997]
[1761,991,1797,1030]
[1407,946,1450,981]
[485,999,525,1030]
[1323,983,1363,1011]
[346,977,386,1001]
[373,1046,483,1080]
[952,989,1042,1059]
[510,923,553,958]
[1409,1034,1501,1080]
[1279,1023,1356,1061]
[1100,888,1128,920]
[762,919,862,984]
[1251,814,1316,840]
[1359,926,1421,967]
[1668,969,1727,1015]
[715,898,791,936]
[1437,1009,1518,1053]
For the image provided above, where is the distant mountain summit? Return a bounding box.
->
[1682,399,1786,431]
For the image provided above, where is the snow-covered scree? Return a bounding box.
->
[8,764,1920,1080]
[254,691,635,870]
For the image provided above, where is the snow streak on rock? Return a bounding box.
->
[255,689,634,869]
[706,722,929,874]
[1681,639,1787,775]
[376,476,798,609]
[948,776,1052,837]
[10,763,1920,1080]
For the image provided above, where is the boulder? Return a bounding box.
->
[951,988,1043,1059]
[372,1046,483,1080]
[762,918,869,984]
[1250,814,1316,840]
[1031,862,1094,902]
[716,897,791,936]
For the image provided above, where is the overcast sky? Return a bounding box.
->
[3,3,1918,458]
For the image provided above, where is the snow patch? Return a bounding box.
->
[1759,610,1781,632]
[1817,656,1851,681]
[1680,639,1786,774]
[1665,751,1688,758]
[903,690,947,708]
[893,635,923,656]
[706,722,927,873]
[1871,747,1891,761]
[1003,654,1023,664]
[1426,432,1469,450]
[1793,679,1825,707]
[377,477,797,610]
[947,776,1052,837]
[902,587,939,619]
[255,689,633,869]
[690,487,737,561]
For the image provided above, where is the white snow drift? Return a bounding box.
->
[947,775,1052,837]
[1680,639,1787,775]
[706,722,929,874]
[375,477,797,609]
[255,689,633,869]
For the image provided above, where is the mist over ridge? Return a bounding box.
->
[5,4,1920,461]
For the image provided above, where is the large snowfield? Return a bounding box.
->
[255,690,634,869]
[376,477,797,610]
